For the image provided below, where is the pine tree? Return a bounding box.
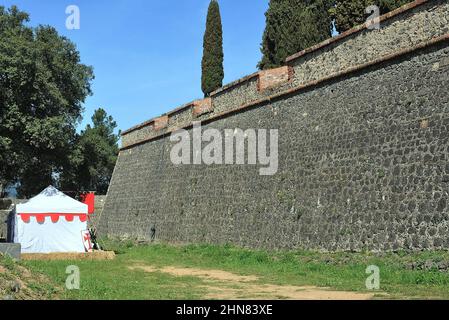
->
[330,0,412,34]
[60,108,120,195]
[201,0,224,96]
[258,0,333,70]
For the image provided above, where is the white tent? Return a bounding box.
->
[12,186,90,253]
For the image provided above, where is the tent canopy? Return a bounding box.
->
[17,186,88,214]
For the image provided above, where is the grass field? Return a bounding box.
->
[9,239,449,300]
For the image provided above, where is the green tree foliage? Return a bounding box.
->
[330,0,413,34]
[60,108,120,195]
[0,6,94,197]
[201,0,224,96]
[258,0,333,70]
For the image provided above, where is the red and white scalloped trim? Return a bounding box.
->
[18,213,88,223]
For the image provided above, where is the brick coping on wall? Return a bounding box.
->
[120,0,436,149]
[120,33,449,151]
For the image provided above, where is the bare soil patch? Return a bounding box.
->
[202,284,374,300]
[129,265,258,282]
[129,263,374,300]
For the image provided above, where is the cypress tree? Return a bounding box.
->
[201,0,224,96]
[258,0,333,70]
[330,0,412,34]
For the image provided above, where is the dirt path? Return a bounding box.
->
[129,264,374,300]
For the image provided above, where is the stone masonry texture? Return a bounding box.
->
[100,0,449,251]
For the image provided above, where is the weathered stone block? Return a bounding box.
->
[193,98,213,117]
[154,116,168,131]
[0,243,21,260]
[257,66,293,92]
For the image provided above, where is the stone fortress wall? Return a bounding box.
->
[100,0,449,251]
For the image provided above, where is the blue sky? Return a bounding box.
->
[1,0,269,132]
